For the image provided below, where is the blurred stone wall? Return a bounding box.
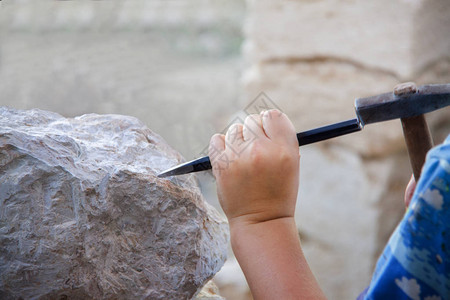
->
[243,0,450,299]
[0,0,245,160]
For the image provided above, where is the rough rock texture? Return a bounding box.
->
[0,107,228,300]
[193,280,224,300]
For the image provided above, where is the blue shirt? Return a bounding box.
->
[360,135,450,300]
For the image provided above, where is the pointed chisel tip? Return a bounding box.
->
[157,172,169,178]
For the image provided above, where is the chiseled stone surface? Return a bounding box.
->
[0,107,228,300]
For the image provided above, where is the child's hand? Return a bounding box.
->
[208,110,325,299]
[208,109,300,226]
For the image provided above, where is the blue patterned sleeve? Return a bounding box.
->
[360,134,450,300]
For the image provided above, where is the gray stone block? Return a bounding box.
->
[0,107,228,299]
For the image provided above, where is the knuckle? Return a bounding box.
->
[209,134,223,149]
[226,124,240,137]
[278,148,298,166]
[228,123,242,130]
[210,133,222,142]
[261,109,282,122]
[245,113,260,124]
[248,141,266,165]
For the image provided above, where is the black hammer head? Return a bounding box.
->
[355,84,450,126]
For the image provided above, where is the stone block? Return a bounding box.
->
[0,107,228,299]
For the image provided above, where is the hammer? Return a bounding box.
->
[158,83,450,179]
[356,82,448,181]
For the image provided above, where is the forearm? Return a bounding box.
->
[230,217,326,300]
[209,111,324,298]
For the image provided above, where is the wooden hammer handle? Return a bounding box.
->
[400,114,433,181]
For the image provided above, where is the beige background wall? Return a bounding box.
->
[243,0,450,298]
